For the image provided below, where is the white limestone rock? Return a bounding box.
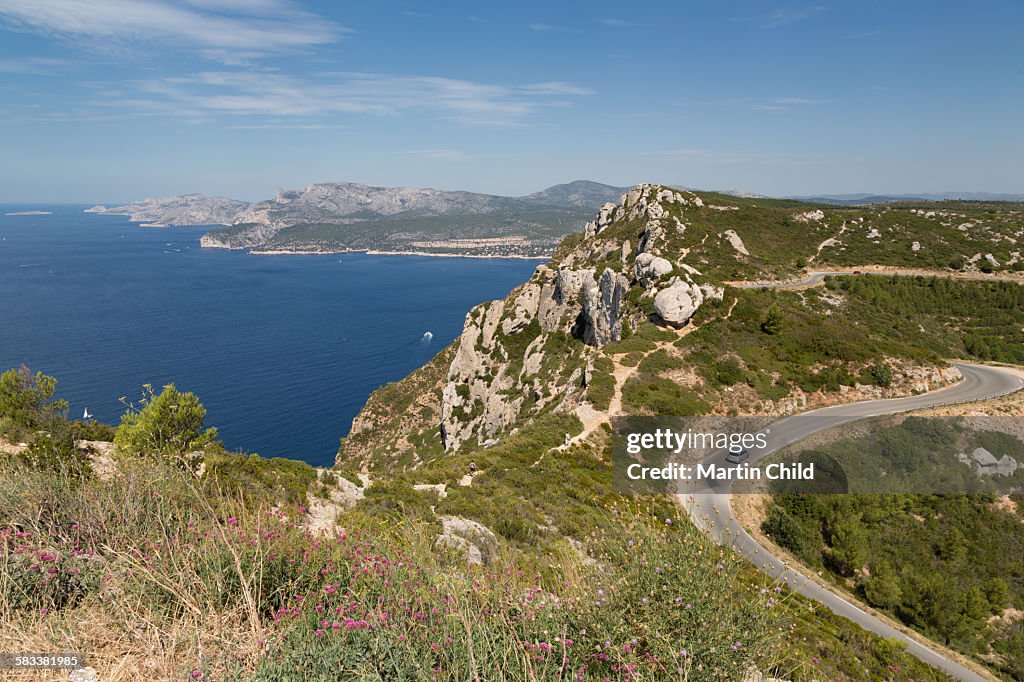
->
[653,278,704,326]
[501,283,541,335]
[596,202,617,232]
[635,252,674,285]
[722,229,750,256]
[582,269,630,345]
[793,209,825,223]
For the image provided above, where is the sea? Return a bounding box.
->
[0,205,540,466]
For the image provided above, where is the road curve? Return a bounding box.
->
[678,363,1024,682]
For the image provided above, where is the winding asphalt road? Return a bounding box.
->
[677,362,1024,682]
[731,270,1024,290]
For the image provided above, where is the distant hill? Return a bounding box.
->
[86,181,629,257]
[522,180,628,207]
[85,194,249,226]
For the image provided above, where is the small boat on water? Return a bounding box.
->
[83,407,93,421]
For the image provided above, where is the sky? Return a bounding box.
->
[0,0,1021,203]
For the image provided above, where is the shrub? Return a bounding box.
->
[714,358,745,386]
[760,305,785,335]
[20,432,92,480]
[114,384,218,471]
[868,362,893,387]
[0,366,67,439]
[586,356,615,410]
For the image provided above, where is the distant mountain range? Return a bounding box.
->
[86,180,629,257]
[785,192,1024,205]
[86,181,1022,257]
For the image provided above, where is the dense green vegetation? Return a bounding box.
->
[621,348,709,416]
[764,493,1024,678]
[0,366,66,441]
[827,274,1024,364]
[761,417,1024,678]
[762,416,1024,494]
[0,367,97,478]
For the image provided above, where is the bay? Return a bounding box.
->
[0,205,539,466]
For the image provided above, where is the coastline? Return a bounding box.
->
[87,211,554,260]
[249,247,551,261]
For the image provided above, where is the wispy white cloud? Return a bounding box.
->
[393,149,473,161]
[528,23,577,33]
[225,122,342,130]
[88,70,594,126]
[678,96,831,111]
[736,5,828,29]
[845,29,882,40]
[771,96,828,105]
[0,56,72,74]
[0,0,347,61]
[519,81,595,96]
[644,147,830,166]
[600,18,650,27]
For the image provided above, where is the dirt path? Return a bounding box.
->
[538,301,729,465]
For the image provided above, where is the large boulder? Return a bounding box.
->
[635,252,673,285]
[653,279,704,326]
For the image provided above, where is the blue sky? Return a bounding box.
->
[0,0,1021,202]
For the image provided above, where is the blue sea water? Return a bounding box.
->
[0,206,539,466]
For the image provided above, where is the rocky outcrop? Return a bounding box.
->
[437,183,714,450]
[582,270,629,345]
[440,300,522,450]
[793,209,826,223]
[435,515,499,564]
